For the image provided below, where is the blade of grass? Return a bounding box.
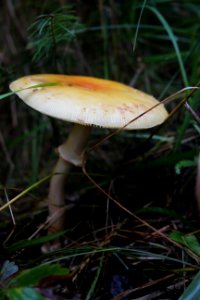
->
[143,5,196,151]
[43,246,200,269]
[0,82,61,101]
[132,0,147,52]
[0,174,51,212]
[179,270,200,300]
[85,255,104,300]
[145,5,188,86]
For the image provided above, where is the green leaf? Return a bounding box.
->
[8,231,66,252]
[183,235,200,256]
[137,206,183,220]
[170,231,200,256]
[175,158,197,174]
[8,264,69,287]
[179,271,200,300]
[7,287,45,300]
[170,231,186,244]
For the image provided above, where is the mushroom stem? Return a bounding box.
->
[48,123,91,232]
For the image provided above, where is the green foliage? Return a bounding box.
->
[137,206,185,220]
[85,255,104,300]
[28,6,84,62]
[6,288,45,300]
[145,4,188,86]
[7,231,66,252]
[175,157,197,175]
[170,231,200,256]
[0,174,51,212]
[179,270,200,300]
[8,264,70,286]
[0,261,70,300]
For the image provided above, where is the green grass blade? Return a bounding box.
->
[85,255,104,300]
[0,91,17,100]
[145,5,188,86]
[133,0,147,52]
[0,174,51,212]
[0,82,60,101]
[179,271,200,300]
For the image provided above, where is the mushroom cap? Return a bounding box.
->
[9,74,168,130]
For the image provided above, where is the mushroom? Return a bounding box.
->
[10,74,168,234]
